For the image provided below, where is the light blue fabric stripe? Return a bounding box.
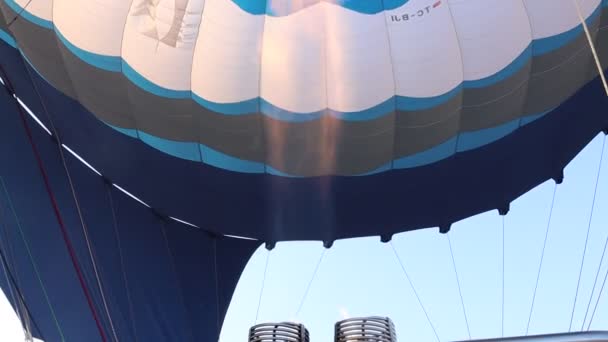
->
[457,120,520,152]
[396,85,463,111]
[138,131,201,162]
[0,29,16,48]
[3,0,53,29]
[520,109,553,126]
[55,29,122,72]
[192,94,258,115]
[328,97,395,121]
[72,103,559,175]
[260,99,324,122]
[355,162,393,176]
[393,136,458,170]
[105,123,139,139]
[265,166,297,177]
[121,61,191,99]
[533,4,602,56]
[200,146,266,173]
[464,45,533,89]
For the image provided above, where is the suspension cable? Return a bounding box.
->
[6,0,33,28]
[0,201,22,323]
[502,216,506,338]
[255,250,270,324]
[213,238,221,338]
[581,136,607,330]
[0,176,64,340]
[0,68,108,342]
[106,187,138,341]
[294,248,326,318]
[572,0,608,96]
[569,137,606,332]
[21,58,119,341]
[447,234,471,339]
[586,252,608,330]
[390,241,441,342]
[526,184,558,335]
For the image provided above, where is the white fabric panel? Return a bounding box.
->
[325,6,393,112]
[122,0,205,91]
[53,0,132,55]
[523,0,600,39]
[191,0,264,103]
[15,0,52,21]
[449,0,532,81]
[386,0,463,98]
[260,4,327,113]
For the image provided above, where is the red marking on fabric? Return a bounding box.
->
[433,1,441,8]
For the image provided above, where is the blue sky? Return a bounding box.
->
[221,132,608,342]
[0,133,607,342]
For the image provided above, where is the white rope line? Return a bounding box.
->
[573,0,608,96]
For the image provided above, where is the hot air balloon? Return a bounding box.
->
[0,0,607,341]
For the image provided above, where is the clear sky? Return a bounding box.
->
[1,133,608,342]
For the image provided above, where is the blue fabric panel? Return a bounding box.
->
[0,42,51,130]
[24,56,608,243]
[0,75,260,341]
[0,88,103,342]
[111,192,198,341]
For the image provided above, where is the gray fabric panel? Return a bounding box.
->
[590,9,608,81]
[0,3,76,99]
[394,112,460,157]
[394,94,462,156]
[4,6,608,176]
[264,113,395,175]
[460,62,532,131]
[56,43,135,129]
[0,5,10,32]
[525,44,598,114]
[196,111,266,163]
[396,91,463,127]
[124,83,199,142]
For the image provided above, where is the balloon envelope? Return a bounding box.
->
[1,0,608,242]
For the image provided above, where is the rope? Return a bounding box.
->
[569,137,606,332]
[0,176,64,340]
[294,249,326,318]
[255,250,270,324]
[158,221,195,341]
[390,241,441,342]
[581,136,608,330]
[213,238,220,338]
[447,234,471,339]
[586,253,608,330]
[20,57,119,341]
[0,201,22,322]
[0,200,34,341]
[502,216,505,338]
[526,184,558,335]
[0,70,108,342]
[6,0,33,28]
[106,187,138,341]
[572,0,608,96]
